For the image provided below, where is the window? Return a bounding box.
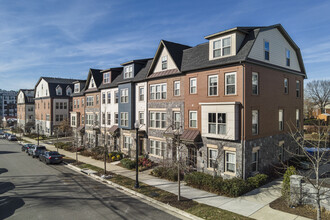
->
[102,113,105,125]
[208,148,218,168]
[46,114,50,121]
[44,102,46,109]
[139,111,144,125]
[107,92,111,104]
[107,113,111,125]
[286,49,290,66]
[190,78,197,94]
[77,100,79,108]
[208,75,218,96]
[252,110,258,135]
[81,115,84,124]
[264,41,270,60]
[114,113,118,124]
[279,109,284,131]
[150,140,166,156]
[251,150,259,172]
[56,102,59,109]
[56,86,62,96]
[123,136,132,149]
[296,109,300,128]
[120,112,128,127]
[208,113,226,135]
[86,96,94,106]
[189,111,197,128]
[149,112,166,129]
[96,95,99,105]
[74,84,80,93]
[150,84,167,100]
[104,72,110,83]
[284,78,288,94]
[174,81,180,96]
[115,91,118,103]
[213,36,231,58]
[102,93,106,104]
[60,102,63,109]
[225,72,236,95]
[124,65,133,79]
[252,72,258,95]
[296,80,300,98]
[173,112,181,129]
[225,151,236,173]
[74,100,76,108]
[161,56,167,70]
[71,115,76,126]
[86,114,94,125]
[90,78,95,88]
[139,87,144,101]
[66,87,72,96]
[120,89,128,103]
[64,102,67,109]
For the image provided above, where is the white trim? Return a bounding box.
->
[225,72,237,95]
[199,102,240,105]
[208,75,218,96]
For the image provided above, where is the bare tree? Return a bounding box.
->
[283,122,330,220]
[58,118,71,137]
[306,80,330,114]
[304,97,316,119]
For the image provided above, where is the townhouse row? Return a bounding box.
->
[17,24,306,179]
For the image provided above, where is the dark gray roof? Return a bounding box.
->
[98,68,124,90]
[71,81,86,97]
[162,40,191,70]
[18,89,34,104]
[84,68,103,92]
[133,59,153,82]
[42,77,81,84]
[35,77,82,98]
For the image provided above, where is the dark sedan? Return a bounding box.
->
[21,144,34,152]
[39,151,63,164]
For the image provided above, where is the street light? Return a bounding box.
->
[37,123,40,146]
[134,120,140,188]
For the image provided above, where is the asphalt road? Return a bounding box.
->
[0,139,182,220]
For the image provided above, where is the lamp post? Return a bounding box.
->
[37,123,40,146]
[134,120,140,188]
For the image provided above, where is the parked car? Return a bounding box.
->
[4,133,11,139]
[21,144,34,152]
[39,151,63,164]
[31,146,47,158]
[27,145,36,156]
[8,135,18,141]
[0,130,5,139]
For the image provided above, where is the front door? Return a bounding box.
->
[188,147,197,168]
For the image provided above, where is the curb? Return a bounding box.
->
[63,162,204,220]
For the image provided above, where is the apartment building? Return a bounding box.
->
[84,69,102,147]
[0,89,17,121]
[17,89,35,132]
[70,80,86,146]
[34,77,78,136]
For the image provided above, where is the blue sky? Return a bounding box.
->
[0,0,329,90]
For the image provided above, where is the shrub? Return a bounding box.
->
[151,166,184,181]
[282,166,297,202]
[121,158,136,169]
[247,174,268,188]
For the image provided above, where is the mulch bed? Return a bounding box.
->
[270,196,330,219]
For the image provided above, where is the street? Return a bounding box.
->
[0,139,181,220]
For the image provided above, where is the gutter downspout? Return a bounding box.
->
[241,61,246,180]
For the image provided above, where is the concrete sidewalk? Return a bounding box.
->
[18,135,310,220]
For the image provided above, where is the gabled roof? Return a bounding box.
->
[148,40,191,77]
[98,67,123,90]
[17,89,34,104]
[84,68,103,92]
[118,58,153,85]
[71,80,86,97]
[34,77,81,98]
[120,58,152,66]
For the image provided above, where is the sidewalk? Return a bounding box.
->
[18,135,310,220]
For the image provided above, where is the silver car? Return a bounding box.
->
[31,146,47,158]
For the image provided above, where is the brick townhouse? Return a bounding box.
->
[17,89,35,132]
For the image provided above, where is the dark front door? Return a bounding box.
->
[187,147,197,168]
[139,139,143,155]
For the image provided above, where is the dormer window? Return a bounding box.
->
[104,72,110,83]
[56,86,62,96]
[66,87,72,96]
[74,84,80,93]
[161,56,168,70]
[213,36,231,58]
[124,66,133,79]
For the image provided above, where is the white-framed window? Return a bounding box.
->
[174,81,180,96]
[123,136,132,149]
[114,113,118,124]
[94,113,99,126]
[208,148,218,168]
[124,65,133,79]
[90,78,95,88]
[102,93,106,104]
[102,113,106,125]
[107,92,111,104]
[252,72,258,95]
[139,87,144,101]
[225,151,236,173]
[279,109,284,131]
[212,36,231,58]
[225,72,236,95]
[82,98,84,107]
[86,114,94,125]
[74,84,80,93]
[73,100,77,109]
[107,112,111,125]
[252,110,258,135]
[284,78,289,94]
[150,112,166,129]
[66,87,72,96]
[296,80,300,98]
[208,75,218,96]
[139,111,144,125]
[190,78,197,94]
[161,55,167,70]
[96,95,99,105]
[150,140,166,156]
[173,112,181,129]
[56,86,62,96]
[104,72,110,83]
[208,113,226,135]
[60,102,63,109]
[77,100,79,108]
[251,150,259,172]
[120,112,128,127]
[189,111,197,128]
[86,96,94,106]
[286,49,290,67]
[150,83,167,100]
[296,109,300,128]
[264,40,270,60]
[120,89,128,103]
[115,91,119,103]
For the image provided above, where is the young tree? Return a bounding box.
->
[306,80,330,114]
[58,118,71,137]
